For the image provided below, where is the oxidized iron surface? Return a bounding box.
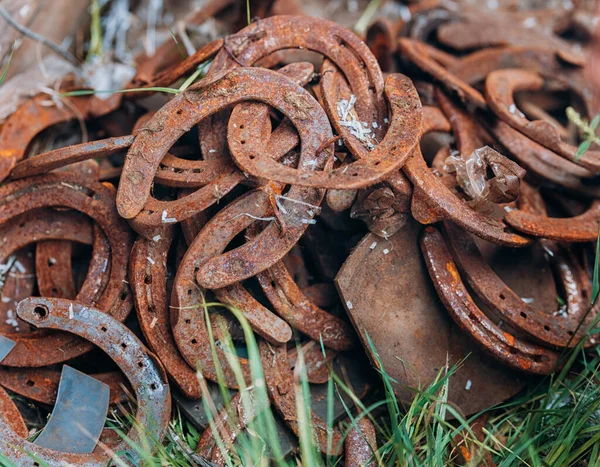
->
[0,297,170,465]
[0,3,598,464]
[336,220,524,414]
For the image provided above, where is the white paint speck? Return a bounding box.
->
[522,17,537,28]
[465,379,472,390]
[150,316,158,329]
[369,241,377,250]
[5,309,18,329]
[147,257,155,265]
[161,211,177,223]
[346,300,353,310]
[521,297,534,304]
[152,235,161,242]
[399,5,411,21]
[383,248,390,255]
[69,303,74,320]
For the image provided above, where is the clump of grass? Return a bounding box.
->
[6,280,600,466]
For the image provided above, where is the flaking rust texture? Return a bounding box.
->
[0,0,598,464]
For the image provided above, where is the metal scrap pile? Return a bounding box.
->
[0,0,599,465]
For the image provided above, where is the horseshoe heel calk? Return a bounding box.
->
[0,335,15,362]
[34,365,110,454]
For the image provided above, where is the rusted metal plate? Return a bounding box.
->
[34,365,110,454]
[336,220,524,415]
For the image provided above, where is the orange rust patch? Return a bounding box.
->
[503,332,515,346]
[446,261,461,281]
[0,149,17,159]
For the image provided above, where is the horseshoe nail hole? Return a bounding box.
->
[26,380,35,387]
[187,289,192,295]
[32,305,49,320]
[144,275,152,284]
[351,173,358,177]
[19,222,25,228]
[138,362,144,368]
[567,331,574,336]
[47,258,56,266]
[121,343,127,349]
[120,292,128,300]
[34,463,40,467]
[101,326,107,332]
[176,109,183,115]
[191,339,198,344]
[185,319,191,324]
[240,140,246,145]
[194,267,200,273]
[249,154,256,160]
[51,288,58,295]
[509,347,518,354]
[192,169,201,173]
[520,312,527,319]
[544,325,550,331]
[150,383,157,390]
[499,293,506,300]
[374,161,381,166]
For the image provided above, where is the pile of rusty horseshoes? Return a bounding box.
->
[0,1,599,464]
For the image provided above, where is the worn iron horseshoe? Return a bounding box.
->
[0,297,171,466]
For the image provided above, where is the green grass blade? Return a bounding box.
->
[576,140,592,160]
[0,45,15,87]
[61,87,181,97]
[592,222,599,305]
[169,28,187,59]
